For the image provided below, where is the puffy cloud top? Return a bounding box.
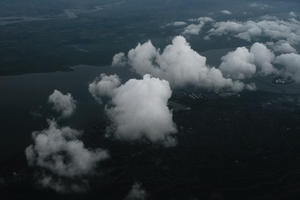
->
[89,74,121,103]
[48,90,76,118]
[209,18,300,44]
[267,40,297,54]
[220,47,256,79]
[112,52,127,67]
[219,43,276,79]
[123,36,245,92]
[250,42,277,75]
[105,74,177,146]
[25,120,109,177]
[275,53,300,82]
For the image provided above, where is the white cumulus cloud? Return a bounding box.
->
[104,74,177,147]
[118,36,245,92]
[48,90,76,118]
[89,74,121,103]
[250,42,277,75]
[267,40,297,54]
[219,43,277,79]
[220,47,256,79]
[25,120,109,178]
[112,52,127,67]
[275,53,300,82]
[208,18,300,45]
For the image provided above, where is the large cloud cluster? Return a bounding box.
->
[89,74,177,147]
[219,43,277,79]
[25,120,109,191]
[48,90,76,118]
[114,36,246,92]
[208,18,300,45]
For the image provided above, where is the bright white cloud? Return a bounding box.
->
[48,90,76,118]
[103,74,177,146]
[220,43,276,79]
[250,42,277,75]
[220,47,256,79]
[89,74,121,103]
[121,36,245,92]
[275,53,300,82]
[208,18,300,44]
[25,120,109,178]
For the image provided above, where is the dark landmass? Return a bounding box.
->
[1,0,299,76]
[2,90,300,199]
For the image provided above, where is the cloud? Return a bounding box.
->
[289,11,297,18]
[220,10,232,15]
[220,47,256,79]
[119,35,245,92]
[183,17,214,35]
[168,21,187,26]
[219,43,276,79]
[38,175,89,193]
[267,40,297,53]
[25,120,109,191]
[112,52,127,67]
[89,74,121,103]
[48,90,76,118]
[249,3,270,9]
[250,42,277,75]
[208,18,300,44]
[94,74,177,146]
[125,183,147,200]
[275,53,300,82]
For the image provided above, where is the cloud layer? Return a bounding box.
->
[208,18,300,45]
